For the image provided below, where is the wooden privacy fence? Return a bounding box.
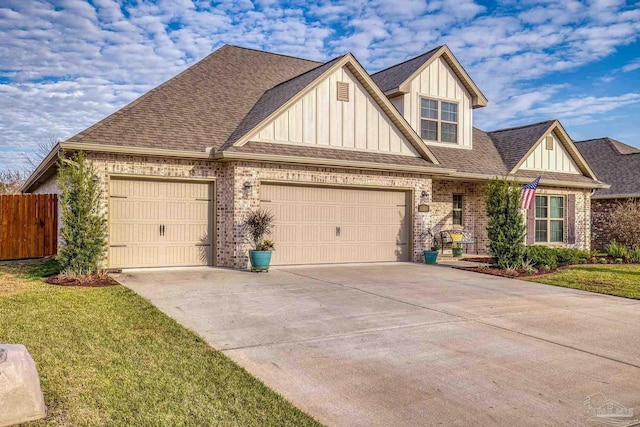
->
[0,194,58,260]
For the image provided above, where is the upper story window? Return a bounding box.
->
[420,97,458,143]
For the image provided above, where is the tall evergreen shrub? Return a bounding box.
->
[486,177,526,269]
[57,151,107,275]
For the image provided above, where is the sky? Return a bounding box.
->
[1,0,639,172]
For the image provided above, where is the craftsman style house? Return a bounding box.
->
[22,45,607,269]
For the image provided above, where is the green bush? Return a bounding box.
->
[605,241,629,259]
[629,248,640,263]
[556,248,590,265]
[57,151,107,275]
[486,177,526,269]
[524,246,558,269]
[598,258,608,264]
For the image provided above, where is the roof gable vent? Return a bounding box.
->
[337,81,349,102]
[545,135,554,150]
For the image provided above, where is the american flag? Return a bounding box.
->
[521,176,541,210]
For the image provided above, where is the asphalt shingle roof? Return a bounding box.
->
[227,142,440,168]
[370,46,441,93]
[487,120,556,171]
[222,56,343,150]
[68,45,321,152]
[575,138,640,197]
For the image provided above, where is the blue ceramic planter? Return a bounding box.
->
[423,250,438,264]
[249,250,272,271]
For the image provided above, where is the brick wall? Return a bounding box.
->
[31,153,593,267]
[431,180,489,253]
[431,181,592,253]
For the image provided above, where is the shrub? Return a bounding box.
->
[57,151,107,275]
[630,249,640,263]
[607,199,640,250]
[556,248,590,265]
[605,241,629,259]
[598,258,607,264]
[524,246,558,269]
[486,177,526,269]
[615,258,624,264]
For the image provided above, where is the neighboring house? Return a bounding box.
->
[22,45,607,269]
[575,137,640,249]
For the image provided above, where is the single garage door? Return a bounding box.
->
[261,184,410,265]
[108,178,213,268]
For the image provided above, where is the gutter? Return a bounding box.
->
[592,193,640,200]
[446,172,610,190]
[213,151,456,176]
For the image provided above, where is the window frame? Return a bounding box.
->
[534,194,565,244]
[419,96,459,144]
[452,194,463,226]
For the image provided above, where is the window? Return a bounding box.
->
[420,97,458,143]
[453,194,463,226]
[535,195,564,243]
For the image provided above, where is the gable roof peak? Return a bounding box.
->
[488,119,556,135]
[370,44,488,108]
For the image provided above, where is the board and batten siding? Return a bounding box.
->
[251,66,419,157]
[520,132,580,174]
[394,57,473,149]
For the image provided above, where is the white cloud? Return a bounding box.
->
[2,0,640,171]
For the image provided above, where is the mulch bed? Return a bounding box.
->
[454,265,557,279]
[46,273,119,287]
[460,257,494,264]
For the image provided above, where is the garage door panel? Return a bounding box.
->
[109,179,212,268]
[262,184,409,265]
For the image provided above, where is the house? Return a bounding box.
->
[21,45,607,269]
[575,137,640,249]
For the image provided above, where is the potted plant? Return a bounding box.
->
[451,233,464,258]
[243,208,275,272]
[422,230,439,264]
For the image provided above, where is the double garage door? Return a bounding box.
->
[261,184,410,265]
[108,179,409,268]
[108,178,213,268]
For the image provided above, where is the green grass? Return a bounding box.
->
[0,259,320,426]
[527,265,640,299]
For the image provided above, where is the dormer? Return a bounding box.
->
[372,46,488,150]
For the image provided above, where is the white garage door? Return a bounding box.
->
[261,184,410,265]
[109,178,213,268]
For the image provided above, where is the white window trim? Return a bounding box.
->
[534,194,566,244]
[418,95,459,145]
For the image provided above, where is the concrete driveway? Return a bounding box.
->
[115,264,640,427]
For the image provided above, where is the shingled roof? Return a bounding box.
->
[575,138,640,198]
[222,56,344,150]
[487,120,556,171]
[370,46,441,93]
[68,45,321,152]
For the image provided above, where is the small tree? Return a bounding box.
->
[486,177,526,269]
[609,199,640,250]
[0,170,26,194]
[57,151,107,275]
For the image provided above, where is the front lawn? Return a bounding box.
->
[526,265,640,299]
[0,259,320,426]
